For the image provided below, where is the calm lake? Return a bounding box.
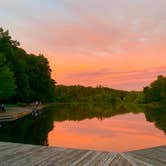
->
[0,104,166,152]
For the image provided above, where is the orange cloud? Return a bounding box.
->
[1,0,166,90]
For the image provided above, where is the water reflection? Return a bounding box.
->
[0,103,165,151]
[48,113,165,152]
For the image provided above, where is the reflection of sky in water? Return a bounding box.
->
[48,113,166,152]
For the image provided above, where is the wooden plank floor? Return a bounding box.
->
[0,106,43,122]
[0,142,165,165]
[124,145,166,166]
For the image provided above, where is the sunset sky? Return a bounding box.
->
[0,0,166,90]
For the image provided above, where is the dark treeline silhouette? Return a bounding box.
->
[54,76,166,105]
[122,75,166,105]
[0,28,55,102]
[143,75,166,104]
[54,85,128,103]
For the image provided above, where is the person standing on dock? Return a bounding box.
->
[35,101,38,106]
[35,100,40,108]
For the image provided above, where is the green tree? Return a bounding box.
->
[0,65,16,101]
[143,75,166,103]
[26,54,55,101]
[0,27,56,102]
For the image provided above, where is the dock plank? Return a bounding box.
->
[125,145,166,166]
[0,106,43,122]
[0,142,166,165]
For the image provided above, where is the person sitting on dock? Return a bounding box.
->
[1,104,6,112]
[31,108,39,117]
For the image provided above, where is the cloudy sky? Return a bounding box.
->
[0,0,166,90]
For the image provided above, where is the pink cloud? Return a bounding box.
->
[1,0,166,90]
[58,66,166,90]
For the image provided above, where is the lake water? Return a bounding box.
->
[0,104,166,152]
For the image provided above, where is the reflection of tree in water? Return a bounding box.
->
[0,104,133,145]
[48,103,132,122]
[0,103,165,146]
[0,109,55,145]
[49,103,166,135]
[143,105,166,135]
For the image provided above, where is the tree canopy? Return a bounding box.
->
[54,85,128,103]
[0,53,16,101]
[0,28,55,102]
[143,75,166,104]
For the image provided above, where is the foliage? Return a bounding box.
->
[143,75,166,104]
[143,105,166,134]
[0,28,55,102]
[54,85,128,103]
[0,66,16,101]
[124,91,144,103]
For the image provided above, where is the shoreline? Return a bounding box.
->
[0,105,44,122]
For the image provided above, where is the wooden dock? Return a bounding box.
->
[0,142,165,166]
[0,106,43,122]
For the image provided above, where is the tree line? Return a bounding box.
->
[122,75,166,104]
[0,28,55,102]
[1,28,165,105]
[54,85,128,103]
[143,75,166,104]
